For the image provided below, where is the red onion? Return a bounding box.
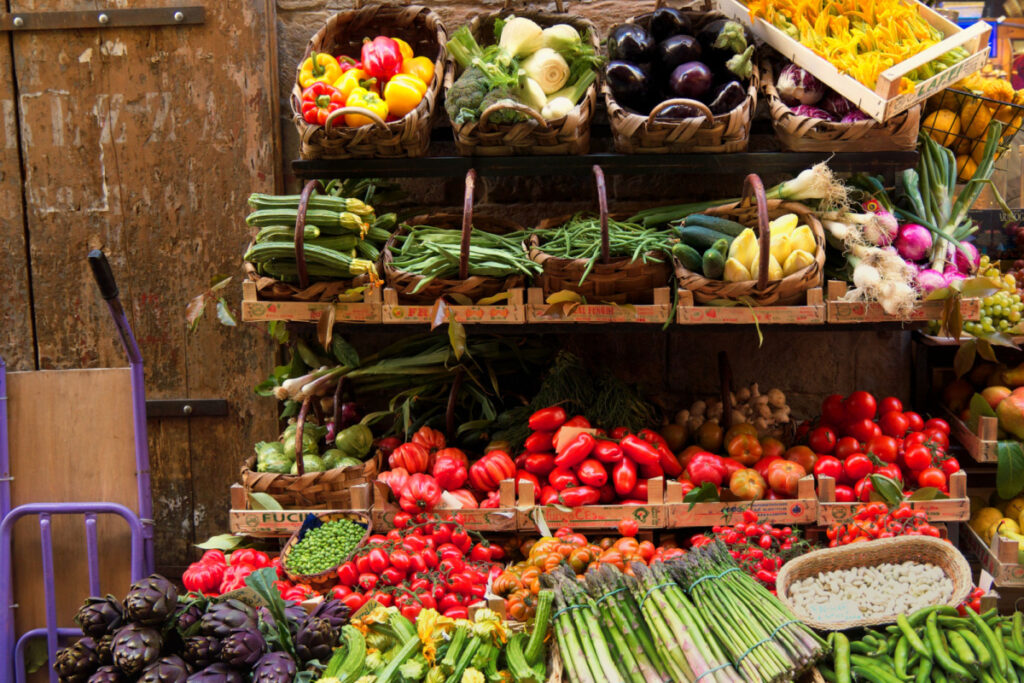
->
[894,223,933,261]
[916,269,946,293]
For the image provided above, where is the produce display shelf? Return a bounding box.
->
[241,280,382,324]
[526,287,674,325]
[382,287,526,324]
[227,484,372,537]
[815,471,970,524]
[961,522,1024,587]
[517,479,668,531]
[370,480,519,532]
[292,150,919,180]
[918,333,1024,347]
[941,404,999,463]
[825,281,982,323]
[676,288,827,325]
[664,476,818,526]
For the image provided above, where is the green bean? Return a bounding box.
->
[958,628,993,669]
[914,655,932,683]
[969,607,1011,675]
[946,629,977,672]
[833,631,851,683]
[897,615,929,659]
[927,612,973,680]
[894,635,910,678]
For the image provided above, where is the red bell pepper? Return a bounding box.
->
[612,458,637,498]
[361,36,403,82]
[554,432,595,469]
[399,473,442,513]
[558,486,600,507]
[523,453,556,477]
[539,485,560,505]
[592,440,623,463]
[515,471,540,496]
[547,466,578,491]
[300,81,345,126]
[528,406,567,431]
[525,431,555,453]
[620,435,662,466]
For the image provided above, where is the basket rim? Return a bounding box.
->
[280,510,372,586]
[776,535,971,630]
[241,454,376,481]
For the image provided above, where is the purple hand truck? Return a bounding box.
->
[1,250,155,683]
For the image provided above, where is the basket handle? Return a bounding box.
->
[295,396,313,476]
[718,350,733,432]
[503,0,566,11]
[323,106,389,131]
[459,169,477,281]
[478,101,551,132]
[295,180,325,290]
[646,98,715,127]
[592,165,610,265]
[739,173,771,291]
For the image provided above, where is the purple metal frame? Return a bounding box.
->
[1,503,145,683]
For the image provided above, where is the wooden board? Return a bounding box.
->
[383,287,525,324]
[241,280,383,323]
[516,479,667,531]
[228,484,373,537]
[371,480,519,532]
[527,287,673,324]
[718,0,990,122]
[676,288,826,324]
[941,405,999,463]
[961,522,1024,587]
[664,476,818,526]
[827,281,982,323]
[816,471,970,523]
[9,369,138,643]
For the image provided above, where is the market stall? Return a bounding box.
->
[22,0,1024,681]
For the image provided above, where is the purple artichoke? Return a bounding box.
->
[252,652,297,683]
[182,636,222,669]
[54,637,100,683]
[294,616,336,664]
[94,635,114,665]
[219,628,266,668]
[256,602,305,636]
[87,666,126,683]
[174,600,207,634]
[124,575,179,626]
[111,624,162,676]
[199,600,257,639]
[74,596,125,638]
[310,599,350,632]
[139,655,191,683]
[185,663,244,683]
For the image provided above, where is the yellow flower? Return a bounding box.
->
[461,668,485,683]
[417,609,454,663]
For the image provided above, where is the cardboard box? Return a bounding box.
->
[676,288,825,325]
[664,476,818,526]
[816,470,970,523]
[381,287,526,324]
[241,279,381,323]
[527,287,673,324]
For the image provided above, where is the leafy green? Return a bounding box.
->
[245,568,297,658]
[998,441,1024,499]
[684,482,720,508]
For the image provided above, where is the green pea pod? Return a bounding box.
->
[1015,612,1024,654]
[957,627,993,669]
[834,631,851,683]
[897,614,930,659]
[915,655,932,683]
[947,629,979,678]
[819,664,838,683]
[927,612,973,680]
[850,657,904,683]
[968,607,1011,675]
[894,635,910,678]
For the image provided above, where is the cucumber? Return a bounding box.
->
[684,214,748,237]
[678,226,734,253]
[711,238,730,256]
[702,248,726,280]
[672,243,703,272]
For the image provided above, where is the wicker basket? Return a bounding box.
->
[244,180,378,301]
[290,3,446,159]
[603,1,758,154]
[922,85,1024,179]
[444,0,598,156]
[280,511,371,591]
[762,58,920,152]
[776,536,972,630]
[675,174,825,305]
[382,169,529,304]
[529,166,672,304]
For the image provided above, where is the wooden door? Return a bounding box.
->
[0,0,279,581]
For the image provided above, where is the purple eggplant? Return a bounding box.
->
[649,7,692,41]
[707,80,746,115]
[656,35,702,74]
[697,19,751,74]
[607,24,654,63]
[669,61,712,100]
[653,102,702,120]
[606,61,651,111]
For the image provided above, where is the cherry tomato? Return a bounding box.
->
[940,458,961,475]
[847,419,881,443]
[380,567,404,585]
[917,467,947,490]
[875,464,903,482]
[813,455,843,480]
[879,397,903,414]
[834,436,861,461]
[337,561,358,587]
[371,591,393,607]
[854,477,875,502]
[393,512,412,529]
[821,394,847,426]
[340,592,366,612]
[867,435,898,464]
[879,411,909,438]
[904,432,927,447]
[618,519,640,537]
[808,426,837,454]
[357,573,378,591]
[904,411,925,432]
[389,549,411,573]
[902,444,932,472]
[923,428,949,450]
[924,418,950,435]
[844,391,877,421]
[366,548,389,574]
[834,485,856,503]
[469,543,493,563]
[844,453,873,481]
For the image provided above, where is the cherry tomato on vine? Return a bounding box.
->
[904,411,924,432]
[940,458,961,476]
[917,467,947,490]
[879,411,909,438]
[867,435,899,464]
[875,464,903,482]
[902,444,932,472]
[844,391,877,421]
[879,397,903,414]
[808,426,837,454]
[924,418,950,435]
[923,428,949,450]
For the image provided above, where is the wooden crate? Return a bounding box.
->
[516,479,667,531]
[241,279,382,323]
[816,470,970,523]
[227,483,372,537]
[664,476,818,526]
[382,287,526,324]
[961,522,1024,587]
[717,0,990,122]
[526,287,673,324]
[826,281,982,323]
[941,404,999,463]
[675,287,825,324]
[370,480,519,532]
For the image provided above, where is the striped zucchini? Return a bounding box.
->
[247,192,375,217]
[244,242,373,278]
[254,225,320,243]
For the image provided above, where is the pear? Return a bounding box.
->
[783,249,815,276]
[750,253,783,281]
[770,234,792,265]
[788,225,816,254]
[728,228,759,271]
[769,213,799,237]
[723,257,752,282]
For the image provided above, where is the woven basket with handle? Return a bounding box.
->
[603,0,758,154]
[762,58,920,153]
[280,511,372,591]
[244,179,379,301]
[383,169,528,304]
[444,0,598,156]
[290,2,446,159]
[675,174,824,305]
[776,536,972,630]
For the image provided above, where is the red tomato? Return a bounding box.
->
[357,573,378,591]
[847,419,881,443]
[867,435,898,464]
[618,519,640,537]
[917,467,947,490]
[808,427,837,454]
[813,455,843,480]
[923,428,949,449]
[784,446,817,472]
[854,478,875,502]
[576,458,609,488]
[844,391,877,421]
[879,411,910,438]
[879,397,903,414]
[834,485,856,503]
[924,418,950,435]
[366,548,389,574]
[340,592,366,612]
[904,411,925,432]
[875,464,903,482]
[337,561,358,586]
[821,394,846,426]
[902,444,932,472]
[380,567,404,586]
[844,453,873,481]
[940,458,961,475]
[904,432,927,447]
[834,437,861,461]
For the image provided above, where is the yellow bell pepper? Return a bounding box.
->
[383,74,426,118]
[392,37,414,60]
[298,52,342,89]
[333,67,375,102]
[345,87,388,127]
[402,56,435,86]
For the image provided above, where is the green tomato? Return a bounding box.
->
[290,454,325,474]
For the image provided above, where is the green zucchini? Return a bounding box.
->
[702,248,726,279]
[248,192,375,217]
[507,633,541,683]
[678,226,734,252]
[335,625,367,683]
[254,225,320,243]
[525,590,553,665]
[671,243,703,272]
[711,238,730,256]
[684,213,748,237]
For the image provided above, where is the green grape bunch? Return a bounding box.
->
[964,255,1024,337]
